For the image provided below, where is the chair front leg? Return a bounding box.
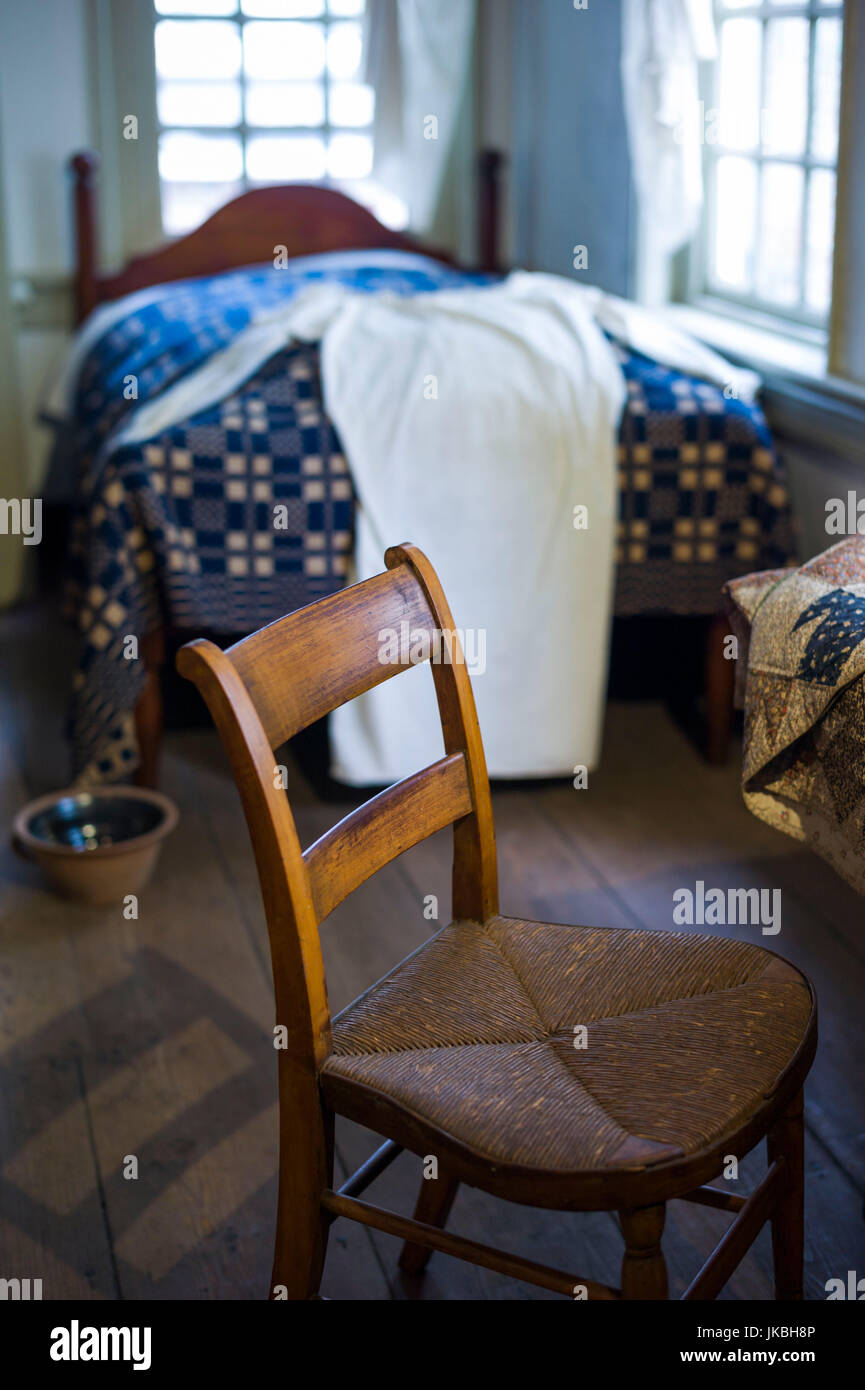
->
[767,1089,805,1301]
[619,1203,668,1300]
[270,1074,333,1300]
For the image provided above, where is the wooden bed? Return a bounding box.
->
[70,149,504,324]
[68,149,505,785]
[67,149,733,782]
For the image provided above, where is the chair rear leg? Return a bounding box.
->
[767,1089,805,1301]
[620,1204,668,1300]
[399,1172,460,1275]
[270,1083,333,1300]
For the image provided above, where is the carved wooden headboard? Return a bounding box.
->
[69,150,505,324]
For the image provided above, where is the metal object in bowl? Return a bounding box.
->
[11,786,179,906]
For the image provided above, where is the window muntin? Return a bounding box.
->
[152,0,394,237]
[701,0,843,327]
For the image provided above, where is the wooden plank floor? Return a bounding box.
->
[1,604,863,1300]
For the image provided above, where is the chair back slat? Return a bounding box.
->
[305,752,472,923]
[227,564,436,750]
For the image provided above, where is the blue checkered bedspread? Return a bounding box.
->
[57,253,795,781]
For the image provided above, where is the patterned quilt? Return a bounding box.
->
[55,253,796,782]
[725,536,865,896]
[614,343,794,616]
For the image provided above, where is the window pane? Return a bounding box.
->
[327,21,362,79]
[158,80,242,127]
[159,130,244,181]
[161,180,243,236]
[244,20,326,78]
[811,17,842,162]
[242,0,324,15]
[246,133,327,180]
[154,20,241,79]
[755,162,804,307]
[328,0,365,15]
[329,81,374,127]
[763,19,809,157]
[327,132,373,179]
[246,80,325,126]
[805,168,836,315]
[155,0,237,14]
[711,156,757,291]
[717,19,761,150]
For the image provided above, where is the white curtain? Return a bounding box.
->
[621,0,716,259]
[362,0,476,232]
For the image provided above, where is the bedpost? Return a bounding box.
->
[70,151,99,325]
[705,611,735,766]
[478,148,506,274]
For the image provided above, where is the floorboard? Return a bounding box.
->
[1,605,862,1300]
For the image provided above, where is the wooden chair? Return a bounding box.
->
[177,543,817,1301]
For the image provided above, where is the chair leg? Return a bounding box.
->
[270,1077,333,1300]
[398,1173,460,1276]
[767,1089,805,1301]
[619,1203,668,1300]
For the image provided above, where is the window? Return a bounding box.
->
[152,0,401,237]
[698,0,844,330]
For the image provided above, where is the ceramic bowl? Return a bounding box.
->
[11,786,178,906]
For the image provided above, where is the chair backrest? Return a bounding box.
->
[177,543,498,1070]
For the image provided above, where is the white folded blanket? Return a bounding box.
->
[323,271,627,784]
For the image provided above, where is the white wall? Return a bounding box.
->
[0,0,95,603]
[0,0,93,277]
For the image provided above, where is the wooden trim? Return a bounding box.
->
[305,753,472,923]
[681,1160,785,1301]
[829,0,864,381]
[320,1190,620,1299]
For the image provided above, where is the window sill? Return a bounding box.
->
[666,300,865,402]
[664,300,865,463]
